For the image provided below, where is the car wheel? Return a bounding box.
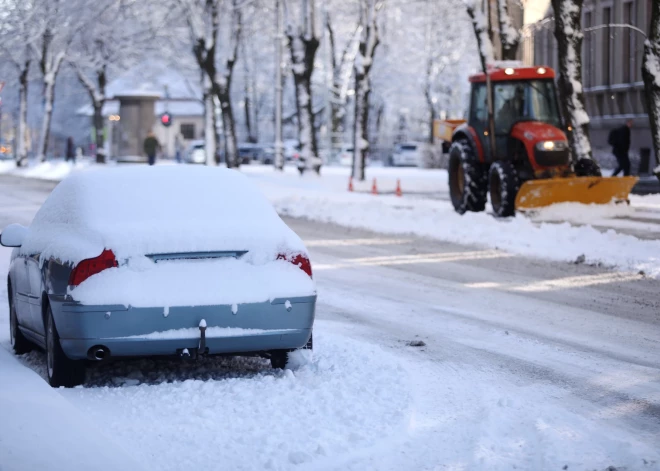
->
[9,291,32,354]
[448,140,488,214]
[270,350,288,369]
[45,306,85,388]
[574,158,602,177]
[489,161,519,217]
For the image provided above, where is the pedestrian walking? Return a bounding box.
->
[65,137,76,163]
[609,119,633,177]
[143,131,160,166]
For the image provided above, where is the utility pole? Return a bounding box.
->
[274,0,284,170]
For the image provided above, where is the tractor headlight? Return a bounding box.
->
[536,141,567,152]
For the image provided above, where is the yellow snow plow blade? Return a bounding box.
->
[515,176,639,211]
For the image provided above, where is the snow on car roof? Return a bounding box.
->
[23,166,305,263]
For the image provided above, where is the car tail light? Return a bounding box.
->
[293,153,300,160]
[69,249,118,286]
[277,253,312,277]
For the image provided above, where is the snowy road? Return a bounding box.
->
[1,174,659,470]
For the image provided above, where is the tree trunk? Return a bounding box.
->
[288,33,320,173]
[551,0,593,161]
[244,81,253,143]
[465,3,496,73]
[94,69,107,163]
[38,78,56,161]
[642,0,660,177]
[203,79,217,166]
[496,0,521,61]
[16,61,29,166]
[352,0,379,181]
[93,103,105,163]
[218,86,239,168]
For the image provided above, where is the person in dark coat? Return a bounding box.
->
[143,132,160,166]
[65,137,75,163]
[610,119,633,177]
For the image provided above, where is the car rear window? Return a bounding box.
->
[401,145,417,151]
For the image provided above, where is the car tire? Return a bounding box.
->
[489,161,519,217]
[448,140,488,214]
[9,290,33,355]
[270,350,289,369]
[45,306,85,388]
[574,158,602,177]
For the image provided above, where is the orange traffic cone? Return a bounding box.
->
[395,179,402,197]
[348,176,354,192]
[371,178,378,195]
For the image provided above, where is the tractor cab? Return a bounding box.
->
[467,66,568,174]
[447,64,638,217]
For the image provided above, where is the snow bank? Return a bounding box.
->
[72,257,315,306]
[267,188,660,278]
[21,166,307,265]
[54,330,409,471]
[0,347,148,471]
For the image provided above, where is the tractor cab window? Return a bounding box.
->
[493,80,562,133]
[470,83,488,125]
[494,83,525,133]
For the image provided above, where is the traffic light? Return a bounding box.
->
[160,112,172,127]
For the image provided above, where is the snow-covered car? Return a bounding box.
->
[2,166,316,387]
[390,143,421,167]
[184,140,206,164]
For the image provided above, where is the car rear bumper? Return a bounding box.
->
[49,295,316,360]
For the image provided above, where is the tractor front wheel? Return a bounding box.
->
[489,161,519,217]
[448,140,487,214]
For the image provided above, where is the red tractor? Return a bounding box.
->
[447,64,637,216]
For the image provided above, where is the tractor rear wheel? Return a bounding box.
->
[448,140,487,214]
[489,161,519,217]
[574,158,602,177]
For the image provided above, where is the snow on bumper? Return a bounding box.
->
[49,295,315,359]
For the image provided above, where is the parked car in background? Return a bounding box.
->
[2,166,316,387]
[184,140,206,164]
[238,143,263,164]
[261,146,275,165]
[389,143,421,167]
[336,144,354,167]
[283,140,301,163]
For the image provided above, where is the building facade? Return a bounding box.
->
[528,0,654,168]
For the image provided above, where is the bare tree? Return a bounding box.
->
[31,0,82,161]
[179,0,241,168]
[642,0,660,178]
[464,0,495,73]
[352,0,382,181]
[0,0,37,166]
[284,0,321,174]
[69,0,161,163]
[496,0,521,60]
[326,15,360,153]
[551,0,592,160]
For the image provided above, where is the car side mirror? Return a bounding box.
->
[0,224,29,248]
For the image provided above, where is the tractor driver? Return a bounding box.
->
[496,85,525,132]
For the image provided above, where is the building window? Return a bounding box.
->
[602,6,611,86]
[180,123,195,140]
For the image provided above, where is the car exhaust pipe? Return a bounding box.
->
[87,345,110,361]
